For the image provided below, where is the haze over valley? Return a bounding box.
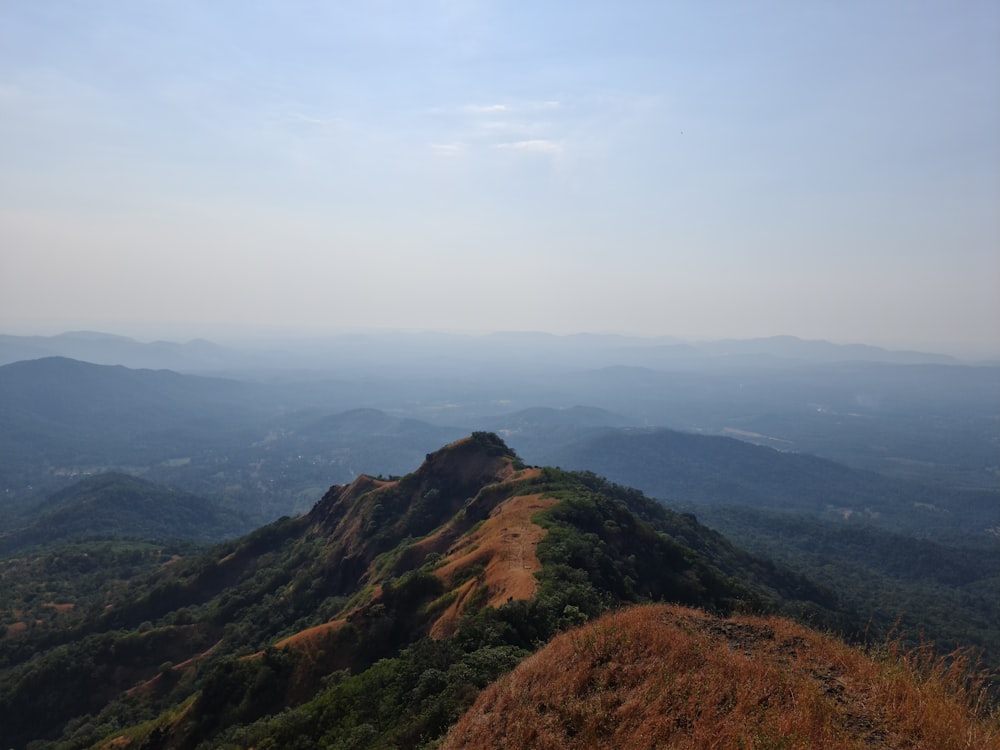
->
[2,2,998,747]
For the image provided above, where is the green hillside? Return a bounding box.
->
[525,425,1000,539]
[0,434,850,749]
[0,473,252,555]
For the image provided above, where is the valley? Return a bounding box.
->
[0,332,997,748]
[5,2,997,745]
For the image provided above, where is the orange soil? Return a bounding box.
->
[126,640,222,697]
[5,621,28,638]
[275,468,548,647]
[430,492,556,638]
[407,468,544,563]
[170,641,220,673]
[274,618,346,650]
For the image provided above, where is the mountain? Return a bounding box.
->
[0,331,237,372]
[695,334,959,365]
[0,357,277,505]
[0,433,851,749]
[0,473,252,554]
[1,433,995,749]
[0,356,269,456]
[0,331,960,375]
[0,356,269,429]
[283,407,466,478]
[0,358,468,517]
[560,361,1000,487]
[4,344,996,516]
[481,405,635,458]
[444,603,999,749]
[518,426,1000,539]
[681,503,1000,668]
[505,425,1000,668]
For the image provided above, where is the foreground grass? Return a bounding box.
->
[444,603,1000,749]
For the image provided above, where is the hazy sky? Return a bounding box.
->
[1,1,998,356]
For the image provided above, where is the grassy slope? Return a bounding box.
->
[444,603,1000,750]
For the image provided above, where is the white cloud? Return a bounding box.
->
[493,139,563,155]
[277,113,346,128]
[428,141,467,156]
[479,119,552,136]
[463,100,560,116]
[465,104,508,114]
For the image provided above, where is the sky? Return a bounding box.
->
[1,1,998,357]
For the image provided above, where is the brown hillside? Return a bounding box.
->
[307,436,522,577]
[257,446,544,657]
[254,434,518,604]
[444,604,1000,750]
[275,467,550,648]
[430,488,555,638]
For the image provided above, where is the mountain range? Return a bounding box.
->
[0,330,968,374]
[3,356,997,519]
[0,434,995,748]
[2,353,996,667]
[1,338,998,747]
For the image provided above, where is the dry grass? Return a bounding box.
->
[443,604,1000,750]
[430,492,556,638]
[273,618,346,650]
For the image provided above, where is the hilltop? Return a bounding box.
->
[0,433,840,749]
[445,604,1000,749]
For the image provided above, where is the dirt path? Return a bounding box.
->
[431,492,556,637]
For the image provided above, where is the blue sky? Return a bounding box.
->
[1,1,998,356]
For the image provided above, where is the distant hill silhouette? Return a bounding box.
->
[0,331,233,371]
[0,473,251,553]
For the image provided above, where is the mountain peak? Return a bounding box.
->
[420,431,520,473]
[305,433,525,590]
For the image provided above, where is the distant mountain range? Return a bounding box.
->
[4,332,996,495]
[0,329,966,374]
[0,331,236,372]
[3,356,997,529]
[0,336,995,748]
[3,357,995,691]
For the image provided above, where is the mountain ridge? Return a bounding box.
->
[0,433,854,749]
[0,330,970,375]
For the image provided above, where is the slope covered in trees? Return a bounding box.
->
[0,434,852,749]
[0,473,251,555]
